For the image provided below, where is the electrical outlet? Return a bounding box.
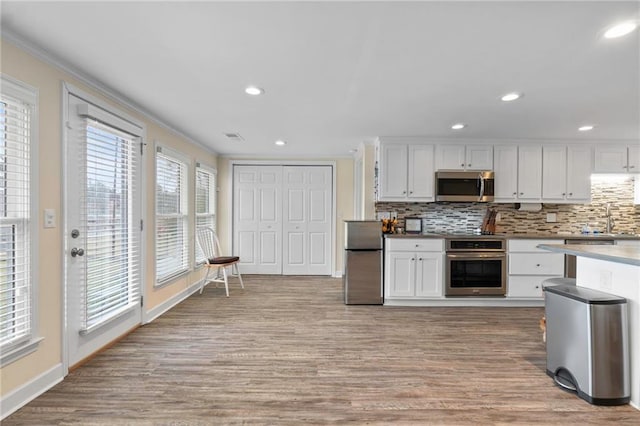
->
[546,213,557,223]
[599,270,613,291]
[495,213,501,222]
[390,211,397,220]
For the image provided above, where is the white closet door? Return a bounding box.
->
[233,166,282,274]
[282,166,332,275]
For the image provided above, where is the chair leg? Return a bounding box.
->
[222,266,230,297]
[234,264,244,289]
[200,267,211,294]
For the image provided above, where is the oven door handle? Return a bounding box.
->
[446,252,506,259]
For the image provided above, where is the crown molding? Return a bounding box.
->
[1,28,219,156]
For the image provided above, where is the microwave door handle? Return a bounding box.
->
[478,173,485,201]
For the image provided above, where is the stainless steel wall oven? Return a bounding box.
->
[445,238,506,296]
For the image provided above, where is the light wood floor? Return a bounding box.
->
[6,276,640,425]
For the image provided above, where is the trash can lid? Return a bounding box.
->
[544,283,627,305]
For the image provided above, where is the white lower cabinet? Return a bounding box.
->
[385,239,444,299]
[507,239,565,299]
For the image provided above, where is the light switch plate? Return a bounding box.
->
[546,213,557,223]
[44,208,56,228]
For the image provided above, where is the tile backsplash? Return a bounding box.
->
[376,176,639,234]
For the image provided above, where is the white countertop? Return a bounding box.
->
[537,244,640,267]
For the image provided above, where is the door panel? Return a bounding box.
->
[65,92,142,368]
[233,166,282,274]
[234,165,332,275]
[283,166,332,275]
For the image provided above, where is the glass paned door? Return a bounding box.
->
[65,90,143,367]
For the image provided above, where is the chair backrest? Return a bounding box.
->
[196,227,222,261]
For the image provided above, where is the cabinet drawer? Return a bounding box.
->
[386,238,444,252]
[508,239,560,252]
[507,276,546,298]
[509,253,564,275]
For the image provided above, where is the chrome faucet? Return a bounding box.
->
[605,203,615,234]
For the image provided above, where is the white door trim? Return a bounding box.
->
[228,160,336,276]
[61,81,146,373]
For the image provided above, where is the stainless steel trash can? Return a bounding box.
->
[544,283,630,405]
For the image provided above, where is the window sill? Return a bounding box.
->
[154,269,190,288]
[1,336,44,367]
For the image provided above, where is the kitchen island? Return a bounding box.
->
[537,243,640,410]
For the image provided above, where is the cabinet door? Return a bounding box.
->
[466,145,493,170]
[594,145,628,173]
[379,144,408,199]
[493,145,518,200]
[566,145,592,201]
[435,145,465,170]
[407,144,434,200]
[628,145,639,172]
[517,145,542,200]
[542,146,567,201]
[507,276,545,298]
[385,252,415,297]
[415,253,442,297]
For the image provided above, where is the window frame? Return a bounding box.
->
[194,162,217,267]
[154,144,190,285]
[0,74,41,367]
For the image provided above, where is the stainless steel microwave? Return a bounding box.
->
[435,171,494,202]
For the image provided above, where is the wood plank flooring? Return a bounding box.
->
[6,275,640,425]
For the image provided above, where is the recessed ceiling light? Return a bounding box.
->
[245,86,264,96]
[274,140,286,146]
[501,92,523,102]
[578,125,595,132]
[604,21,638,39]
[451,123,466,130]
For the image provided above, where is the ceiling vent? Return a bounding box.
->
[224,133,244,142]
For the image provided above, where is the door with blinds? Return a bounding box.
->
[64,87,143,367]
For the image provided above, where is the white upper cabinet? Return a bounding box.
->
[494,145,542,202]
[594,145,639,173]
[378,142,435,202]
[435,144,493,171]
[629,145,639,172]
[379,144,408,198]
[542,145,592,203]
[408,145,435,199]
[517,145,543,201]
[493,145,518,200]
[565,145,592,201]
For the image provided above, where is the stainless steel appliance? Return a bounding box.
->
[343,221,383,304]
[445,237,506,296]
[436,171,494,202]
[564,239,615,278]
[545,283,629,405]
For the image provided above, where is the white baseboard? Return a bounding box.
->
[1,363,64,420]
[333,270,343,278]
[143,279,203,324]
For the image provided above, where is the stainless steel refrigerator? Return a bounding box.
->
[343,220,383,305]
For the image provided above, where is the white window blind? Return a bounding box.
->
[80,119,141,331]
[156,147,189,283]
[0,82,34,351]
[195,163,216,264]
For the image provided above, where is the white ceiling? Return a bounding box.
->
[1,1,639,157]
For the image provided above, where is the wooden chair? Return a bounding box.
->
[196,227,244,297]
